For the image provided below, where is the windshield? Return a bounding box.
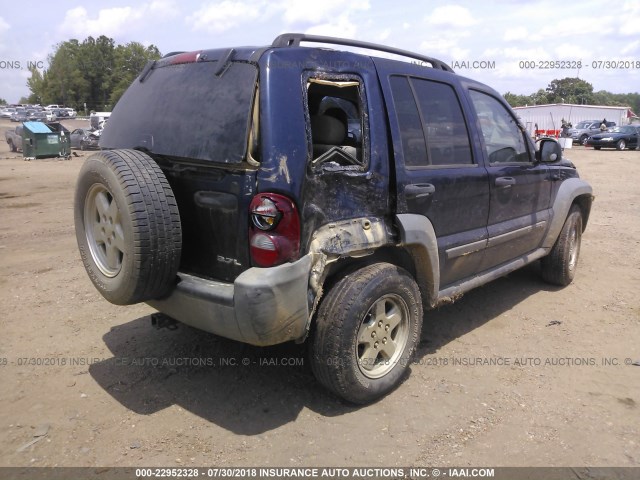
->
[575,121,591,128]
[610,126,633,134]
[101,60,258,164]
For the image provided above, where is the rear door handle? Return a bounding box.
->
[495,177,516,187]
[405,183,436,198]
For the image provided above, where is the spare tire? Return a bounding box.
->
[74,149,182,305]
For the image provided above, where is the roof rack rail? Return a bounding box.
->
[272,33,454,73]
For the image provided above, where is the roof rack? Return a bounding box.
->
[272,33,454,73]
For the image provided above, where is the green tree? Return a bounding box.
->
[76,36,116,111]
[0,98,6,105]
[503,92,531,107]
[108,42,161,107]
[25,36,162,112]
[42,39,90,108]
[545,77,594,104]
[26,66,46,104]
[504,81,639,113]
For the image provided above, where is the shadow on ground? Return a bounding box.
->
[90,263,560,434]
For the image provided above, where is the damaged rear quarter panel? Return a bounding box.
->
[256,49,393,254]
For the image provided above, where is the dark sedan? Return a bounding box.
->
[28,111,48,122]
[69,128,100,150]
[586,125,640,150]
[11,109,29,122]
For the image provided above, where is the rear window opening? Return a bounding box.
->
[306,77,367,169]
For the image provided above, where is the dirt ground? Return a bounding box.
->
[0,117,638,468]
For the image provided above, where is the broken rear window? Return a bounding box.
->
[306,77,366,169]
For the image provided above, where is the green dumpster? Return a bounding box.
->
[21,121,69,159]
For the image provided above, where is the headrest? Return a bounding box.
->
[311,115,346,145]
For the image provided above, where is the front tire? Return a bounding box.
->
[74,149,182,305]
[580,135,589,146]
[541,205,583,286]
[616,139,626,151]
[309,263,423,404]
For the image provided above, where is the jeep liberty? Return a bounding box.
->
[74,34,593,404]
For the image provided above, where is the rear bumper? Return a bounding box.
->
[147,254,312,346]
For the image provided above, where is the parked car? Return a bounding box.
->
[52,108,69,118]
[568,120,616,145]
[90,112,111,130]
[1,107,17,119]
[75,33,593,404]
[28,110,48,122]
[586,125,640,150]
[64,108,77,118]
[69,128,100,150]
[11,109,28,122]
[5,125,23,152]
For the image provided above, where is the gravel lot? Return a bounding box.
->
[0,117,638,468]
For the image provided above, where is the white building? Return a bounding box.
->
[512,103,634,137]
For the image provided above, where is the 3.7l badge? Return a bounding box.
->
[217,255,241,266]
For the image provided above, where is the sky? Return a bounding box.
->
[1,0,639,104]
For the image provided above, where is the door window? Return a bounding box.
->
[390,75,473,167]
[469,90,530,164]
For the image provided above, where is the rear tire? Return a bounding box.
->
[541,205,582,286]
[74,149,182,305]
[309,263,423,404]
[616,139,626,151]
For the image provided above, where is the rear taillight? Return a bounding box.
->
[249,193,300,267]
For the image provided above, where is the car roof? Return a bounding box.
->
[159,33,454,74]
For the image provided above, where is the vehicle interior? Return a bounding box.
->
[307,78,365,168]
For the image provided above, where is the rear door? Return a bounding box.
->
[100,57,260,282]
[468,89,552,270]
[375,60,490,287]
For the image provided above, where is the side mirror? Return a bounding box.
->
[535,138,562,163]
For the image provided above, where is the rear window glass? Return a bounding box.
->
[100,61,258,164]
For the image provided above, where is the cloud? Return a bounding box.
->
[0,16,9,34]
[149,0,180,17]
[305,15,359,38]
[185,0,369,37]
[420,37,470,61]
[59,2,178,38]
[621,40,639,55]
[554,43,591,60]
[532,16,615,41]
[60,6,140,37]
[503,27,528,42]
[620,1,640,35]
[186,1,263,33]
[281,0,369,25]
[425,5,478,28]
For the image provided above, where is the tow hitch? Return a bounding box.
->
[151,313,178,330]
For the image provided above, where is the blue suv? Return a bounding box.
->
[74,34,594,404]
